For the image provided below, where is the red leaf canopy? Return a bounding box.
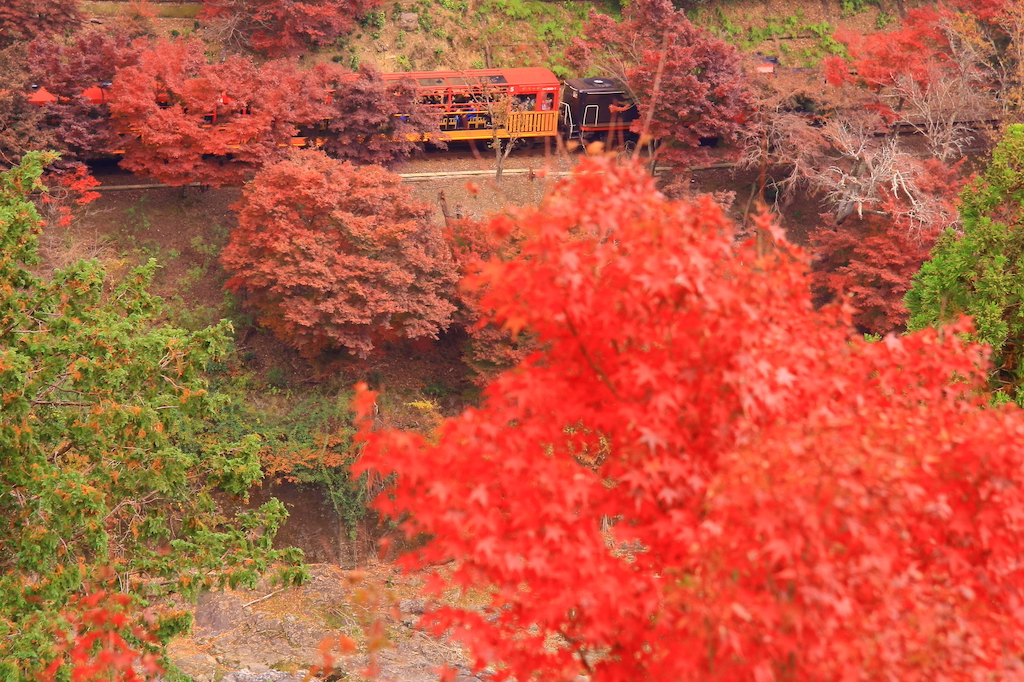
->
[200,0,379,57]
[566,0,749,167]
[356,158,1024,682]
[221,150,457,357]
[108,38,328,187]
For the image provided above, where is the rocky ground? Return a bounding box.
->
[164,563,485,682]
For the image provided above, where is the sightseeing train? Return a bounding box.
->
[380,67,639,144]
[28,66,640,148]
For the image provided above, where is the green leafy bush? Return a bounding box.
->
[0,153,305,680]
[906,125,1024,404]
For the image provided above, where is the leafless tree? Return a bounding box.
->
[468,89,523,185]
[200,0,275,53]
[939,6,1024,123]
[739,68,958,233]
[884,64,986,161]
[818,128,906,220]
[202,10,256,53]
[739,68,835,207]
[812,121,959,234]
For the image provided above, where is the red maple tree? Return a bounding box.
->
[199,0,381,56]
[28,27,142,163]
[315,64,443,167]
[42,591,162,682]
[443,214,532,383]
[0,0,81,48]
[837,5,950,92]
[811,215,935,335]
[354,157,1024,682]
[835,0,1011,128]
[108,38,329,187]
[220,150,458,358]
[36,163,101,229]
[566,0,749,167]
[0,44,55,168]
[811,158,967,335]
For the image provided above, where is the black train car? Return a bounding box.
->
[559,77,639,142]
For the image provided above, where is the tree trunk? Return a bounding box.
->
[494,135,517,184]
[759,131,769,204]
[438,190,452,226]
[494,133,504,184]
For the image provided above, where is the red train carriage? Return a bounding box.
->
[383,67,560,142]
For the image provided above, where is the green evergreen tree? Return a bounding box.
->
[0,153,305,680]
[906,124,1024,403]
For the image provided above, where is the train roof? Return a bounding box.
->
[562,77,629,95]
[382,67,559,90]
[27,84,109,106]
[27,86,57,106]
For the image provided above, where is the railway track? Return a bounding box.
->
[89,161,743,190]
[88,119,995,191]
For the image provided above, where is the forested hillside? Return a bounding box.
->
[2,0,1024,680]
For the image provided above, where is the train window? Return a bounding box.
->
[583,105,599,126]
[452,93,482,111]
[514,95,536,111]
[485,75,508,84]
[418,77,446,87]
[540,92,554,111]
[465,88,501,104]
[448,77,468,86]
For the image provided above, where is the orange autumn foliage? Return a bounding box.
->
[260,434,352,481]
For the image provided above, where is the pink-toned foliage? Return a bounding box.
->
[566,0,749,167]
[355,157,1024,682]
[108,38,330,187]
[0,0,82,48]
[811,158,968,334]
[221,150,458,357]
[28,28,142,162]
[443,214,532,383]
[315,63,443,167]
[0,44,54,168]
[199,0,382,56]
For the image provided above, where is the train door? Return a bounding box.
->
[560,101,574,133]
[583,104,599,127]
